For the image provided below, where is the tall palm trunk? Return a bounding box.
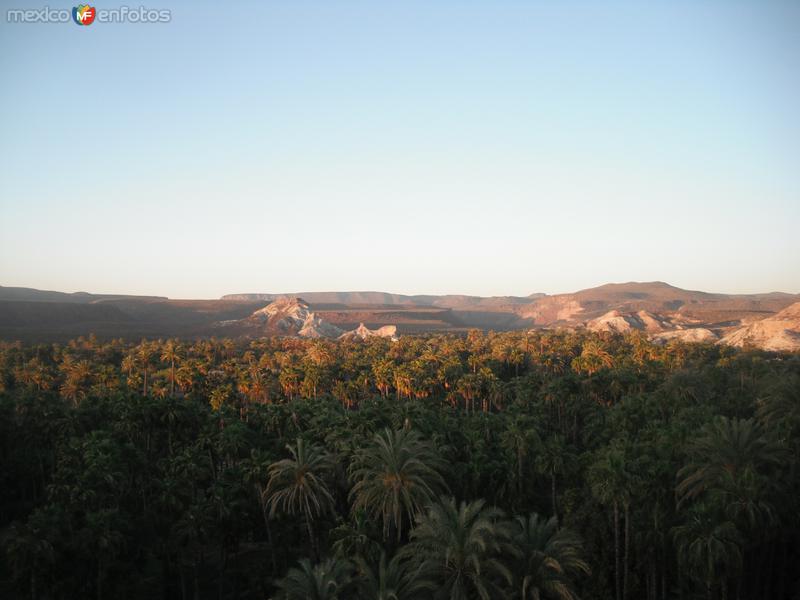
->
[193,558,199,600]
[614,500,621,600]
[775,538,788,600]
[305,516,317,561]
[178,550,187,600]
[624,501,630,600]
[256,485,277,574]
[649,560,656,600]
[763,542,775,600]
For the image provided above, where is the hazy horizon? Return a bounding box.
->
[2,279,799,301]
[2,1,799,298]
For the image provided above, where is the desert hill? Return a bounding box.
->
[517,281,793,325]
[1,282,798,349]
[0,285,167,304]
[720,302,800,351]
[221,298,400,341]
[586,309,675,334]
[243,297,344,339]
[0,300,132,326]
[338,323,398,341]
[652,328,719,344]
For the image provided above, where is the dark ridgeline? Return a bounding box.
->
[0,330,798,599]
[2,282,799,347]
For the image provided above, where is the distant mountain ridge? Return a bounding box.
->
[221,291,540,310]
[2,282,799,349]
[0,285,167,304]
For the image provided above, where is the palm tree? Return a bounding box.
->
[209,385,230,411]
[274,558,352,600]
[59,379,84,407]
[676,417,785,528]
[302,365,323,400]
[330,509,383,564]
[672,505,742,600]
[456,373,481,413]
[372,359,394,399]
[242,449,278,572]
[14,358,51,392]
[121,353,136,379]
[70,359,92,384]
[511,513,590,600]
[306,341,334,368]
[160,339,182,397]
[589,447,632,600]
[279,367,302,401]
[756,373,800,428]
[500,417,540,502]
[23,358,54,392]
[393,366,413,400]
[354,551,434,600]
[534,435,570,520]
[175,363,195,394]
[5,516,55,600]
[59,360,93,406]
[136,341,155,395]
[405,497,515,600]
[349,428,448,541]
[572,341,613,376]
[265,438,335,558]
[677,417,782,501]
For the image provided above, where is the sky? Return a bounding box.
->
[1,0,799,299]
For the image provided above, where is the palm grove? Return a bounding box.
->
[0,330,798,600]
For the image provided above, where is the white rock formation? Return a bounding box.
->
[248,297,344,338]
[720,302,800,351]
[339,322,398,341]
[651,328,718,344]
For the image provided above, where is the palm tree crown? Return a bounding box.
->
[512,513,590,600]
[265,438,335,556]
[677,417,783,502]
[405,496,515,600]
[354,550,434,600]
[672,505,742,597]
[676,416,785,527]
[349,428,447,540]
[274,557,352,600]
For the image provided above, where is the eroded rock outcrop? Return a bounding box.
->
[720,302,800,351]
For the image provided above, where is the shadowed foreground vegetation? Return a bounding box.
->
[0,330,798,599]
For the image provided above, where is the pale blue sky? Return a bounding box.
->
[1,0,798,298]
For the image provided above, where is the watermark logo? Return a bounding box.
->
[6,5,171,24]
[72,4,95,25]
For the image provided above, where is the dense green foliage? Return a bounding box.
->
[0,331,798,599]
